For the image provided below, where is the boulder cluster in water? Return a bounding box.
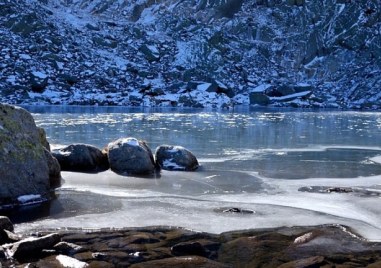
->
[52,140,199,175]
[0,103,198,209]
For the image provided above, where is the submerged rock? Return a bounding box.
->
[52,144,109,173]
[155,145,199,171]
[0,103,60,207]
[107,138,155,175]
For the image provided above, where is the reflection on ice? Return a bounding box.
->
[14,107,381,241]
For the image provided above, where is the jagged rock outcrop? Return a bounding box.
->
[0,0,380,109]
[0,103,60,207]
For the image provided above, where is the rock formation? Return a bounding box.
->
[0,103,60,207]
[107,138,156,175]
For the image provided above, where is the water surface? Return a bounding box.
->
[14,106,381,241]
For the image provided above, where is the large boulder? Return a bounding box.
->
[10,233,61,260]
[107,138,155,175]
[0,103,60,207]
[52,144,109,172]
[155,145,199,171]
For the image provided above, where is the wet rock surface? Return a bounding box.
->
[1,220,381,267]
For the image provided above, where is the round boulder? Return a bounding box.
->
[107,138,155,175]
[155,145,199,171]
[52,144,109,172]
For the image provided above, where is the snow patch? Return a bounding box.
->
[17,194,42,204]
[166,146,184,153]
[370,156,381,165]
[163,159,185,170]
[123,138,140,147]
[32,71,48,79]
[251,84,271,93]
[197,83,212,92]
[56,255,88,268]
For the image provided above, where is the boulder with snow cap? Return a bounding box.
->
[155,145,199,171]
[107,138,155,175]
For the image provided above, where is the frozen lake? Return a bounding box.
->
[11,106,381,241]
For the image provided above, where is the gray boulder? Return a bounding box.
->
[0,103,59,206]
[107,138,155,175]
[10,233,61,260]
[52,144,109,172]
[155,145,199,171]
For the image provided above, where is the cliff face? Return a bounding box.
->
[0,0,380,109]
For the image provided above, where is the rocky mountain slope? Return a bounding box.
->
[0,0,380,109]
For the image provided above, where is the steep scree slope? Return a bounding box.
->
[0,0,380,109]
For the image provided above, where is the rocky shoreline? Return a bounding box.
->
[1,217,381,267]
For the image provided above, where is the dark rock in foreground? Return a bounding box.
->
[155,145,199,171]
[107,138,155,175]
[10,233,61,261]
[0,103,60,207]
[52,143,109,173]
[1,224,381,267]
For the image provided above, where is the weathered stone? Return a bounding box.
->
[155,145,199,171]
[9,12,43,36]
[139,44,160,62]
[278,256,327,268]
[52,144,109,172]
[218,233,292,267]
[2,229,22,243]
[249,92,270,106]
[294,83,313,93]
[30,71,48,93]
[11,233,61,260]
[59,73,79,85]
[54,241,86,255]
[92,36,118,48]
[44,148,61,188]
[38,127,50,151]
[0,104,53,206]
[129,256,228,268]
[107,138,155,175]
[274,85,295,96]
[171,241,207,257]
[0,216,13,232]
